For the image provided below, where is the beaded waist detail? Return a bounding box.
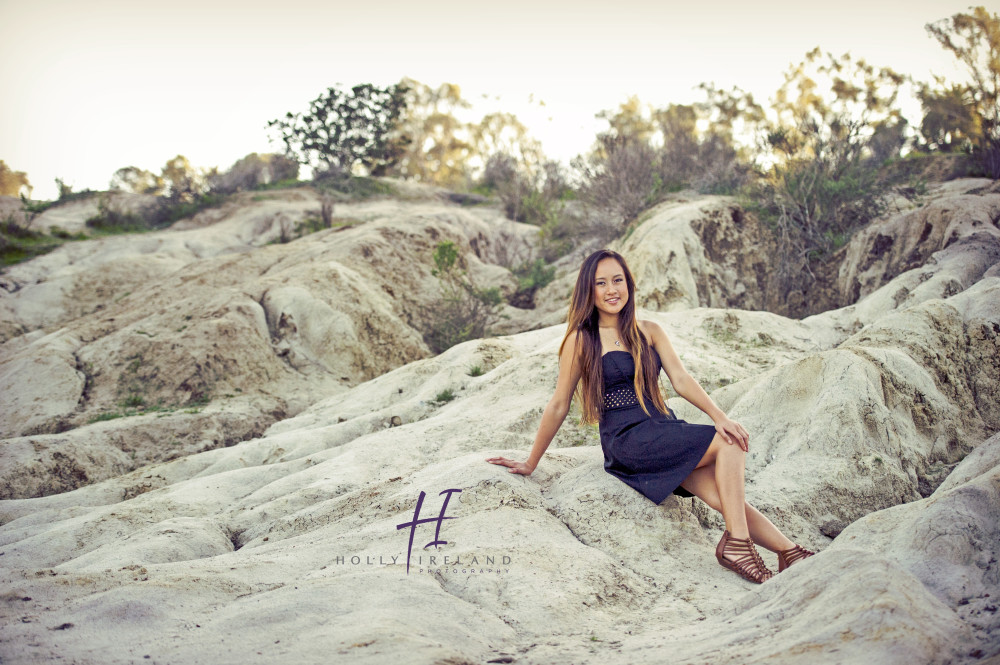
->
[603,384,676,418]
[604,384,642,410]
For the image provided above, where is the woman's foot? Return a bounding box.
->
[776,543,816,572]
[715,530,773,584]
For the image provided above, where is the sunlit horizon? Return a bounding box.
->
[0,0,988,200]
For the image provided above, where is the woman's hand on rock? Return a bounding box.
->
[486,456,534,475]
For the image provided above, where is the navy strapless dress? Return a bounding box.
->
[599,348,716,503]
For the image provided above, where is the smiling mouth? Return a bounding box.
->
[606,298,620,303]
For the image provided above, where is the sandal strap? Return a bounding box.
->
[779,544,814,565]
[778,544,816,571]
[722,533,772,582]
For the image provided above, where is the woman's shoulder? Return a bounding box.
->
[638,319,663,359]
[560,328,587,362]
[638,318,668,339]
[637,318,660,339]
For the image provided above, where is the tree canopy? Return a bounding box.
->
[924,6,1000,176]
[0,161,32,198]
[267,83,408,178]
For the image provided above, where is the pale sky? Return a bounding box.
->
[1,0,994,200]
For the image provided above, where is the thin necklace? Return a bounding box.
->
[598,325,622,346]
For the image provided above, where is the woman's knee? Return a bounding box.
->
[718,437,746,461]
[698,433,745,470]
[705,433,727,458]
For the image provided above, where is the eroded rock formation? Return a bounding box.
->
[0,177,997,663]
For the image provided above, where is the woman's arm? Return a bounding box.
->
[522,398,571,472]
[673,375,726,423]
[643,319,748,448]
[487,330,583,474]
[642,319,725,422]
[642,321,726,410]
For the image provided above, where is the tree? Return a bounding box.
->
[266,82,408,178]
[765,47,907,165]
[384,78,474,187]
[109,166,165,194]
[694,82,768,146]
[571,97,661,231]
[692,83,768,185]
[0,160,32,198]
[481,152,529,220]
[206,153,299,194]
[867,116,910,164]
[595,95,656,148]
[925,6,1000,177]
[652,95,756,193]
[576,89,759,227]
[706,48,910,310]
[651,102,701,181]
[470,112,546,183]
[160,155,204,202]
[915,79,980,152]
[754,48,907,248]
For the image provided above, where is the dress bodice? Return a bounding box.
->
[602,348,662,412]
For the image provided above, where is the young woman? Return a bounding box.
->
[486,249,814,583]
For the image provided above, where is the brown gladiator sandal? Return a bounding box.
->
[776,543,816,572]
[715,530,774,584]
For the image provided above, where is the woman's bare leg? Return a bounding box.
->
[691,433,752,539]
[679,462,796,552]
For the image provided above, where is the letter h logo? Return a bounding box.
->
[396,488,462,574]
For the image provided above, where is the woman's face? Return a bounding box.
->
[593,257,628,317]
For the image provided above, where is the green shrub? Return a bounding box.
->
[312,173,396,200]
[88,411,131,423]
[254,177,309,191]
[738,118,896,297]
[480,154,571,228]
[294,217,326,236]
[419,240,509,354]
[208,153,300,194]
[48,226,86,240]
[85,191,229,234]
[119,393,146,408]
[514,257,556,292]
[508,257,557,308]
[0,217,63,266]
[432,388,456,404]
[157,192,228,225]
[85,195,149,232]
[744,146,891,255]
[574,137,659,226]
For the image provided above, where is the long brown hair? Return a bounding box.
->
[557,249,671,425]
